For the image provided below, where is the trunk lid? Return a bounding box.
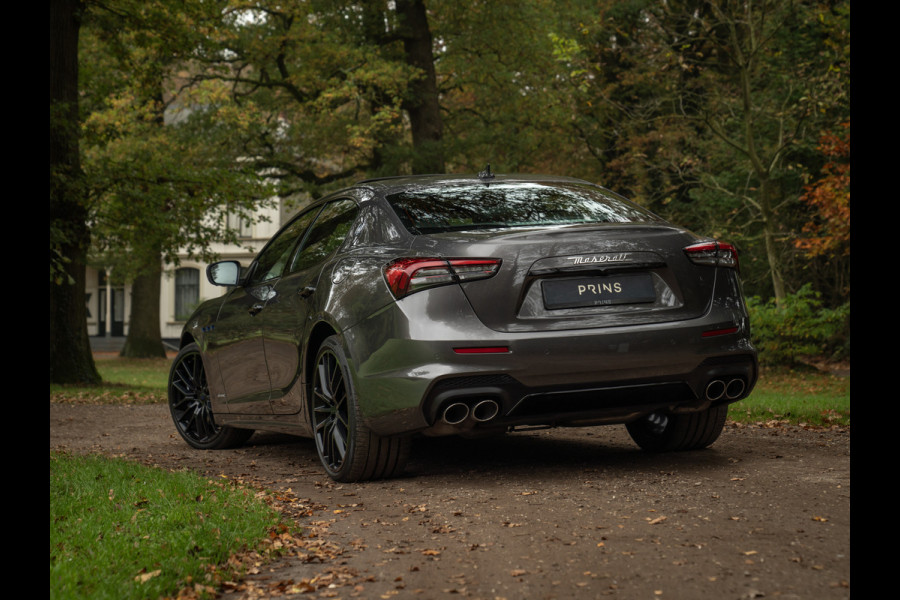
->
[411,223,714,333]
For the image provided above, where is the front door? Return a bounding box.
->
[210,205,323,414]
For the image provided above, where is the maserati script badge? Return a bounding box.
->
[568,253,629,265]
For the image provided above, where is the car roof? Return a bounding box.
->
[353,173,596,194]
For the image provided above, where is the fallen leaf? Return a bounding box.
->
[134,569,161,583]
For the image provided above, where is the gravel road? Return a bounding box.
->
[50,402,850,599]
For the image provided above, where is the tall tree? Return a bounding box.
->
[184,1,577,189]
[80,1,272,357]
[396,0,444,174]
[183,2,418,194]
[793,120,850,301]
[51,0,101,384]
[434,0,578,174]
[553,0,850,302]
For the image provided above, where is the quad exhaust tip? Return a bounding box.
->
[442,402,470,425]
[706,378,747,401]
[725,378,746,400]
[706,380,726,401]
[441,399,501,425]
[472,399,500,422]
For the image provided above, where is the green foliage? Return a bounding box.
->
[50,452,281,600]
[80,0,275,279]
[554,0,850,305]
[434,0,580,174]
[65,0,851,312]
[747,284,850,365]
[187,1,422,190]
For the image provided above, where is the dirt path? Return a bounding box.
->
[50,403,850,599]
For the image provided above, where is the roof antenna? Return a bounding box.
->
[478,163,495,180]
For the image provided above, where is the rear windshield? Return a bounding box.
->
[386,181,662,234]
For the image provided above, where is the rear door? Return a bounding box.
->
[260,198,361,414]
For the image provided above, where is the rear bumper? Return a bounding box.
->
[342,286,757,437]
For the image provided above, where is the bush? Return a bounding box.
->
[747,284,849,365]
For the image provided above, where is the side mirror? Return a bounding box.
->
[207,261,241,287]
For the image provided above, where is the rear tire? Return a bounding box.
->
[626,404,728,452]
[311,336,410,482]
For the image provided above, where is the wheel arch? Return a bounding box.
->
[304,321,340,402]
[179,331,196,350]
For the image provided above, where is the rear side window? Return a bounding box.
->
[249,207,321,284]
[386,182,661,234]
[289,199,359,273]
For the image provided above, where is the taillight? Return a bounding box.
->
[683,241,739,271]
[384,257,501,299]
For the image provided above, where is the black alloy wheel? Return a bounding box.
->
[311,336,411,482]
[312,342,351,474]
[168,343,253,450]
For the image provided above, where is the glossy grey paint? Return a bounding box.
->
[178,174,757,440]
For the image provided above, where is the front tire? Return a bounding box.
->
[626,404,728,452]
[311,336,410,482]
[168,343,253,450]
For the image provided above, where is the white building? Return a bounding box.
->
[86,198,298,346]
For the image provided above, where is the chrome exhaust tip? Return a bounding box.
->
[705,380,726,401]
[442,402,470,425]
[471,399,500,422]
[725,378,746,400]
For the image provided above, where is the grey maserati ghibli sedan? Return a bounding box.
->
[168,172,758,481]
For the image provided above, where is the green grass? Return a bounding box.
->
[50,452,282,600]
[96,356,171,389]
[50,357,171,405]
[729,366,850,427]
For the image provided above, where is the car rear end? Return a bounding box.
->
[344,176,757,438]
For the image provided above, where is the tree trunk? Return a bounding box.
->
[50,0,101,384]
[396,0,444,174]
[119,252,166,358]
[758,178,786,303]
[120,85,168,359]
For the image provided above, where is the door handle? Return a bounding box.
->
[248,303,264,316]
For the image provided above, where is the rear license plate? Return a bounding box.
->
[542,273,656,309]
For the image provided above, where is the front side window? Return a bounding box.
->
[175,267,200,320]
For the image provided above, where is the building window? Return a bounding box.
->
[226,212,253,238]
[175,268,200,320]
